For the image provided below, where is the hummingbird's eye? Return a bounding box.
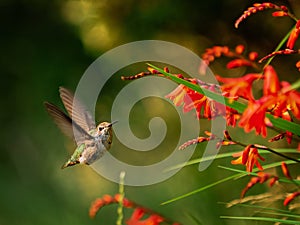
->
[98,126,104,131]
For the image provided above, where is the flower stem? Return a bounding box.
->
[116,171,125,225]
[263,25,295,68]
[227,132,300,163]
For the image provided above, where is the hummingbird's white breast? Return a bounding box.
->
[78,136,107,165]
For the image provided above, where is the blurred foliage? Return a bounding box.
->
[1,0,300,225]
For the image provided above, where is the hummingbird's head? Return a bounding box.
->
[96,121,117,136]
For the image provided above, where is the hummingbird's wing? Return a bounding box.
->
[59,87,96,132]
[44,102,93,143]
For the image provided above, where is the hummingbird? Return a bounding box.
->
[44,87,117,169]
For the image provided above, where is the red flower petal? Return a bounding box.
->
[272,11,288,17]
[227,59,252,69]
[281,162,292,179]
[286,20,300,49]
[235,45,245,54]
[284,192,300,206]
[263,65,280,96]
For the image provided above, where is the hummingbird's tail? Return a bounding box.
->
[61,160,80,169]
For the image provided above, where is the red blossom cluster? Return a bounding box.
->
[165,79,226,120]
[235,2,292,28]
[222,64,300,139]
[89,194,180,225]
[231,145,265,173]
[235,2,300,70]
[201,44,258,72]
[241,162,300,207]
[167,60,300,139]
[118,1,300,217]
[121,50,300,172]
[177,130,267,172]
[241,171,278,198]
[178,131,234,150]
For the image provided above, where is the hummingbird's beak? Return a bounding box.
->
[109,120,118,127]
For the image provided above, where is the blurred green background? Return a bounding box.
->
[1,0,300,224]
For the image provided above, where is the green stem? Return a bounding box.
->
[161,174,237,205]
[263,24,295,68]
[116,171,125,225]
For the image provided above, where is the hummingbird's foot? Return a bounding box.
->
[61,160,80,169]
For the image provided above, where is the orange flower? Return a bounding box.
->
[235,44,245,54]
[225,108,240,127]
[179,131,235,150]
[248,51,259,61]
[241,172,278,198]
[217,73,262,101]
[280,82,300,119]
[231,145,265,172]
[89,195,116,218]
[287,20,300,49]
[272,11,288,17]
[281,162,292,179]
[226,59,253,69]
[166,80,225,119]
[165,84,188,107]
[269,176,278,187]
[238,65,300,138]
[296,60,300,71]
[284,191,300,206]
[127,208,164,225]
[238,95,275,137]
[235,3,291,28]
[263,66,300,120]
[263,66,280,96]
[90,194,180,225]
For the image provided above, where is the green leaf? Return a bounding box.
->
[165,148,299,172]
[218,165,300,185]
[219,202,291,214]
[184,212,203,225]
[161,174,239,205]
[162,156,300,205]
[220,216,300,224]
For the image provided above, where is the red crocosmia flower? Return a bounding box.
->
[263,65,280,96]
[282,86,300,119]
[235,44,245,54]
[296,60,300,71]
[272,11,288,17]
[238,95,276,137]
[287,20,300,49]
[225,108,240,127]
[165,84,188,107]
[182,88,206,113]
[89,195,117,218]
[241,172,278,198]
[269,176,278,187]
[217,73,262,101]
[231,145,265,172]
[166,80,224,119]
[261,67,300,138]
[284,192,300,206]
[248,51,258,61]
[268,81,300,120]
[241,176,260,198]
[126,208,164,225]
[281,162,292,179]
[239,69,300,138]
[226,59,253,69]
